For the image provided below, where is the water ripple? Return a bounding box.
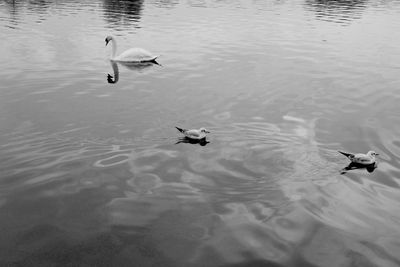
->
[2,0,400,266]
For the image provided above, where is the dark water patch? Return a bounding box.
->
[102,0,144,29]
[304,0,368,25]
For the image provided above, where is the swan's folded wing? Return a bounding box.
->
[116,48,156,62]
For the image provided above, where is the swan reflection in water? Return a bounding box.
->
[175,137,210,146]
[340,162,377,174]
[107,60,160,84]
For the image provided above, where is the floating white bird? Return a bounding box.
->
[105,35,158,63]
[176,127,210,140]
[338,150,379,165]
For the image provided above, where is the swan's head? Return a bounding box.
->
[367,151,379,157]
[105,36,113,46]
[200,128,210,134]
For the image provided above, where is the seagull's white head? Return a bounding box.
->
[105,35,113,46]
[367,151,379,157]
[200,127,210,134]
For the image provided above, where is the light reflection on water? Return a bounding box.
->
[1,0,400,266]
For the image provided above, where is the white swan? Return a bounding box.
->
[105,35,158,63]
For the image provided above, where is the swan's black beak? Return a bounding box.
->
[105,39,109,46]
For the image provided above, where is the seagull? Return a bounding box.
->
[338,150,379,165]
[175,127,210,140]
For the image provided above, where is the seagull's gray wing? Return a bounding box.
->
[353,153,374,164]
[176,127,188,134]
[185,129,201,138]
[338,151,355,159]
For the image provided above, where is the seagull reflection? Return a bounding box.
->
[175,137,210,146]
[107,60,160,84]
[340,162,377,175]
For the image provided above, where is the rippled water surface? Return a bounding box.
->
[1,0,400,266]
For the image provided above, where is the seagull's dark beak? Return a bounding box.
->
[206,130,210,133]
[375,153,379,156]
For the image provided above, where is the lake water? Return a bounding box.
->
[1,0,400,266]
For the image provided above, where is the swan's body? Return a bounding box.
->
[176,127,210,140]
[105,36,158,63]
[338,150,378,165]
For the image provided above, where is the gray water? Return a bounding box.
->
[1,0,400,266]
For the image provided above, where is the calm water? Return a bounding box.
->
[1,0,400,266]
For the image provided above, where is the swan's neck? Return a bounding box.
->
[110,61,119,83]
[110,38,117,59]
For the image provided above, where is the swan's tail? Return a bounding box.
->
[150,56,161,65]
